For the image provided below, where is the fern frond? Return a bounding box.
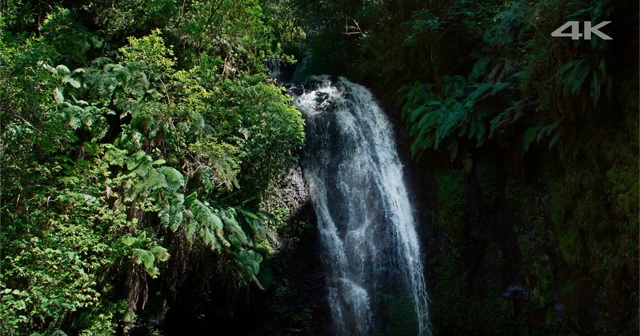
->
[441,75,467,99]
[560,59,591,95]
[570,61,591,94]
[465,82,510,108]
[468,57,492,83]
[159,167,185,193]
[522,126,540,151]
[238,208,266,240]
[489,102,524,138]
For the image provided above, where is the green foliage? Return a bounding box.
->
[40,8,96,67]
[0,144,141,334]
[399,60,513,160]
[547,120,639,333]
[430,252,519,335]
[120,30,176,73]
[379,292,419,336]
[506,180,559,323]
[217,76,305,192]
[1,1,306,334]
[92,0,178,37]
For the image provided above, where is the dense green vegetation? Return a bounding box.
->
[1,0,637,335]
[1,1,305,334]
[297,0,638,334]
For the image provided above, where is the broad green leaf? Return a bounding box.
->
[522,127,539,151]
[63,77,81,88]
[151,246,170,262]
[55,65,71,76]
[54,88,64,104]
[122,237,137,246]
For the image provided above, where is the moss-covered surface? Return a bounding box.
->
[373,291,420,336]
[435,171,466,245]
[424,139,637,335]
[476,160,499,210]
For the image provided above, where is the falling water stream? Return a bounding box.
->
[293,76,431,336]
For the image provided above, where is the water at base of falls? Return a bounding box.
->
[293,76,431,336]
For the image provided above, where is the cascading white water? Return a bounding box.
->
[294,76,431,336]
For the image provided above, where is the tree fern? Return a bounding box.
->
[235,247,264,289]
[559,59,591,95]
[128,165,168,202]
[465,82,510,108]
[160,193,185,232]
[400,61,512,160]
[185,195,227,250]
[441,75,467,99]
[219,208,249,247]
[489,101,524,138]
[159,167,184,193]
[238,208,267,241]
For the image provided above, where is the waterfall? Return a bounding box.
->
[293,76,431,336]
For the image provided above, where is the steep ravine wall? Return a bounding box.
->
[374,89,575,335]
[248,163,332,336]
